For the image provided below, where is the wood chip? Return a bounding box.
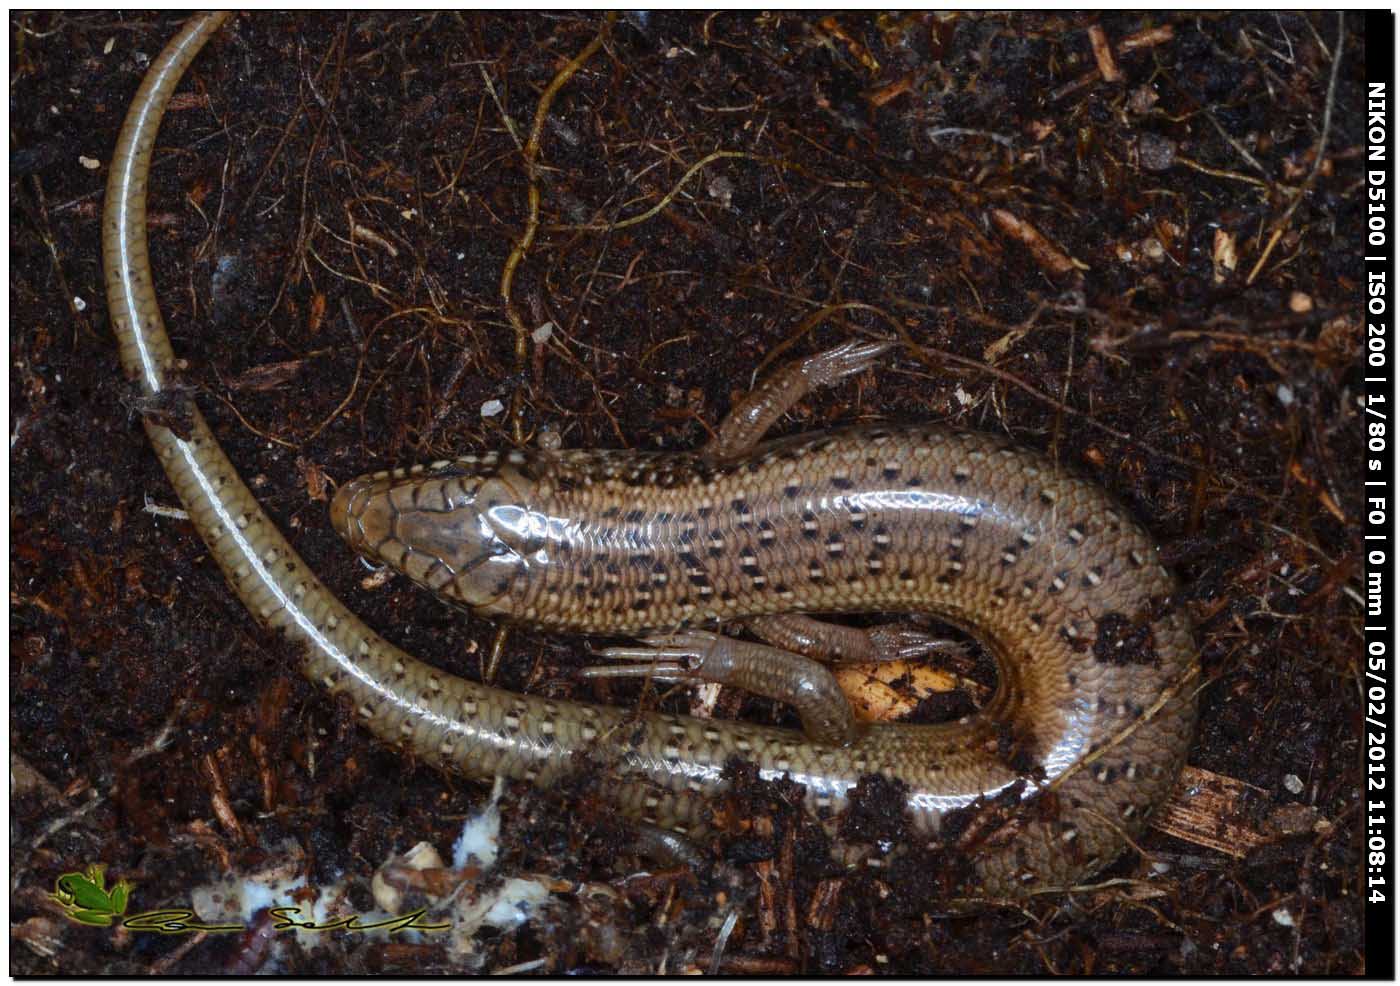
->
[1150,765,1271,857]
[816,16,880,73]
[834,661,984,722]
[867,74,914,108]
[990,208,1084,277]
[227,359,307,392]
[1087,25,1122,83]
[308,291,327,334]
[201,751,248,845]
[1211,228,1238,284]
[298,456,332,502]
[1118,24,1175,53]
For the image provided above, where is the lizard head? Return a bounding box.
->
[331,454,544,615]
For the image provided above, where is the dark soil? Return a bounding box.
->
[11,11,1367,974]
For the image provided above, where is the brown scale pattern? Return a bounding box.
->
[333,426,1198,895]
[106,13,1197,900]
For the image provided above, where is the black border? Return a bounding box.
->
[1364,9,1395,982]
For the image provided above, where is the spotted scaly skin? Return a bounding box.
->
[105,12,1197,899]
[333,427,1198,892]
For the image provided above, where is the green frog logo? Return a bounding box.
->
[50,864,132,927]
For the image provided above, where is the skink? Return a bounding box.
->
[104,12,1197,899]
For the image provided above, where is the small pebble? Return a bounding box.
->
[1283,773,1303,795]
[707,175,735,208]
[1138,133,1176,171]
[480,399,505,418]
[537,426,562,451]
[1128,85,1159,114]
